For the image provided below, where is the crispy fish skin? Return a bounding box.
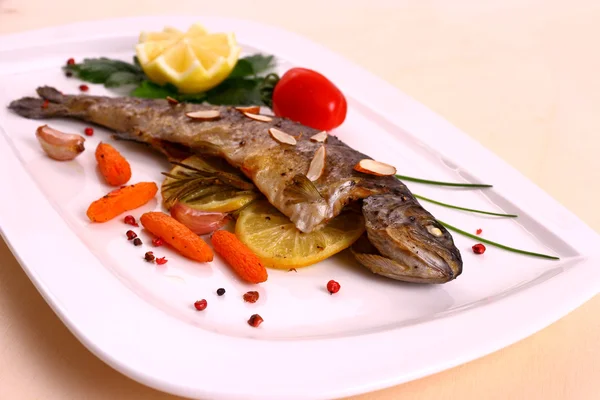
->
[8,87,463,283]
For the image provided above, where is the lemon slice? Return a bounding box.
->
[136,23,241,93]
[236,201,365,269]
[161,156,259,213]
[184,190,258,213]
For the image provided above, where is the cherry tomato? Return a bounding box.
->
[272,68,347,131]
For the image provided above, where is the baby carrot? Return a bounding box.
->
[87,182,158,222]
[211,230,268,284]
[140,212,213,263]
[95,142,131,186]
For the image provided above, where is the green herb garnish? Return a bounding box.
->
[228,54,276,78]
[438,220,559,260]
[396,174,493,188]
[258,73,280,108]
[414,194,517,217]
[64,57,145,84]
[65,54,279,106]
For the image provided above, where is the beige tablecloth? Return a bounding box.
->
[1,1,599,399]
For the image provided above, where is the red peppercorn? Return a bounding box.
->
[243,291,260,303]
[66,58,75,65]
[476,229,483,235]
[152,237,164,247]
[41,99,49,109]
[472,243,486,254]
[156,257,168,265]
[84,127,94,136]
[133,238,143,246]
[327,280,340,295]
[194,299,207,311]
[248,314,263,328]
[126,230,137,240]
[144,251,155,262]
[124,215,138,226]
[79,84,89,92]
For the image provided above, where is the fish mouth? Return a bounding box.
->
[352,225,463,284]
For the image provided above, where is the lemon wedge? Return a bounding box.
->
[235,201,365,269]
[136,23,241,93]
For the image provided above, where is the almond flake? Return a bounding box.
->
[243,112,272,122]
[269,128,297,145]
[306,145,326,181]
[166,96,179,105]
[186,110,221,121]
[235,106,261,114]
[354,159,397,176]
[310,131,328,143]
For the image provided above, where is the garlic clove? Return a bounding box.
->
[35,124,85,161]
[170,202,230,235]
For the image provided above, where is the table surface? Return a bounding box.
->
[1,1,599,399]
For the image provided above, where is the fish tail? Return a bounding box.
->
[8,86,73,119]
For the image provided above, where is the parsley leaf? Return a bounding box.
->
[228,54,276,79]
[66,54,279,107]
[242,54,276,75]
[105,71,144,88]
[131,81,208,103]
[204,78,263,105]
[130,81,177,99]
[65,57,144,84]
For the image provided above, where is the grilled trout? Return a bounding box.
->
[9,87,463,283]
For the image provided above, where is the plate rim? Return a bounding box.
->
[1,15,599,400]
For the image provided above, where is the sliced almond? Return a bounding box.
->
[243,112,272,122]
[354,159,397,176]
[269,128,297,145]
[235,106,261,114]
[186,110,221,121]
[306,145,326,181]
[310,131,328,143]
[166,96,179,105]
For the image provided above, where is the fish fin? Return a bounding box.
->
[8,86,70,119]
[36,86,67,103]
[284,174,325,205]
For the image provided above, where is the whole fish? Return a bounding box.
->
[9,87,462,283]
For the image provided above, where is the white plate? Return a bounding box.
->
[0,16,599,400]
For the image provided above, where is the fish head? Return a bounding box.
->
[357,194,463,283]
